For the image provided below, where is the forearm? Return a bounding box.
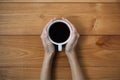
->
[67,52,85,80]
[40,55,53,80]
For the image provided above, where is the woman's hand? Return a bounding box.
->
[62,18,85,80]
[62,18,79,56]
[41,18,56,80]
[41,18,56,58]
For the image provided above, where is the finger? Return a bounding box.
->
[41,18,56,37]
[62,17,79,38]
[73,34,79,47]
[41,32,52,47]
[45,34,52,45]
[62,17,73,26]
[41,31,48,46]
[62,18,74,28]
[41,18,56,43]
[45,18,56,28]
[66,30,77,47]
[62,18,77,32]
[44,17,56,32]
[66,32,79,51]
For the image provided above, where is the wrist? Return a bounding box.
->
[66,51,78,60]
[45,51,55,58]
[44,54,54,60]
[66,50,76,57]
[43,55,54,65]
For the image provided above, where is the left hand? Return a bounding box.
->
[41,18,56,58]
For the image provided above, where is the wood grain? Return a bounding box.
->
[0,3,120,14]
[0,36,120,80]
[0,0,120,2]
[0,36,120,67]
[0,36,120,66]
[0,2,120,80]
[0,3,120,35]
[0,67,120,80]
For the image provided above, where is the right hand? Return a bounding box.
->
[62,18,79,56]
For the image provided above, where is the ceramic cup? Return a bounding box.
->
[47,20,72,51]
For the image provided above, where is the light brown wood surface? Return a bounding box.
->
[0,36,120,80]
[0,3,120,35]
[0,0,120,2]
[0,2,120,80]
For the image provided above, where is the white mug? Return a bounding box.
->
[47,20,72,51]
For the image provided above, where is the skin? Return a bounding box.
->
[40,18,85,80]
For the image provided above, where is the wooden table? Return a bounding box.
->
[0,0,120,80]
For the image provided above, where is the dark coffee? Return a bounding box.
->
[49,22,70,43]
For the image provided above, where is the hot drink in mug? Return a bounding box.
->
[47,20,72,51]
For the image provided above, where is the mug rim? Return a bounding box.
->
[47,20,72,45]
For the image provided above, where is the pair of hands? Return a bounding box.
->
[41,18,79,58]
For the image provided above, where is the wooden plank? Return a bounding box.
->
[0,3,120,35]
[0,36,120,80]
[0,67,120,80]
[0,36,120,68]
[0,0,119,2]
[0,2,120,79]
[0,3,96,15]
[0,14,120,35]
[1,3,120,15]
